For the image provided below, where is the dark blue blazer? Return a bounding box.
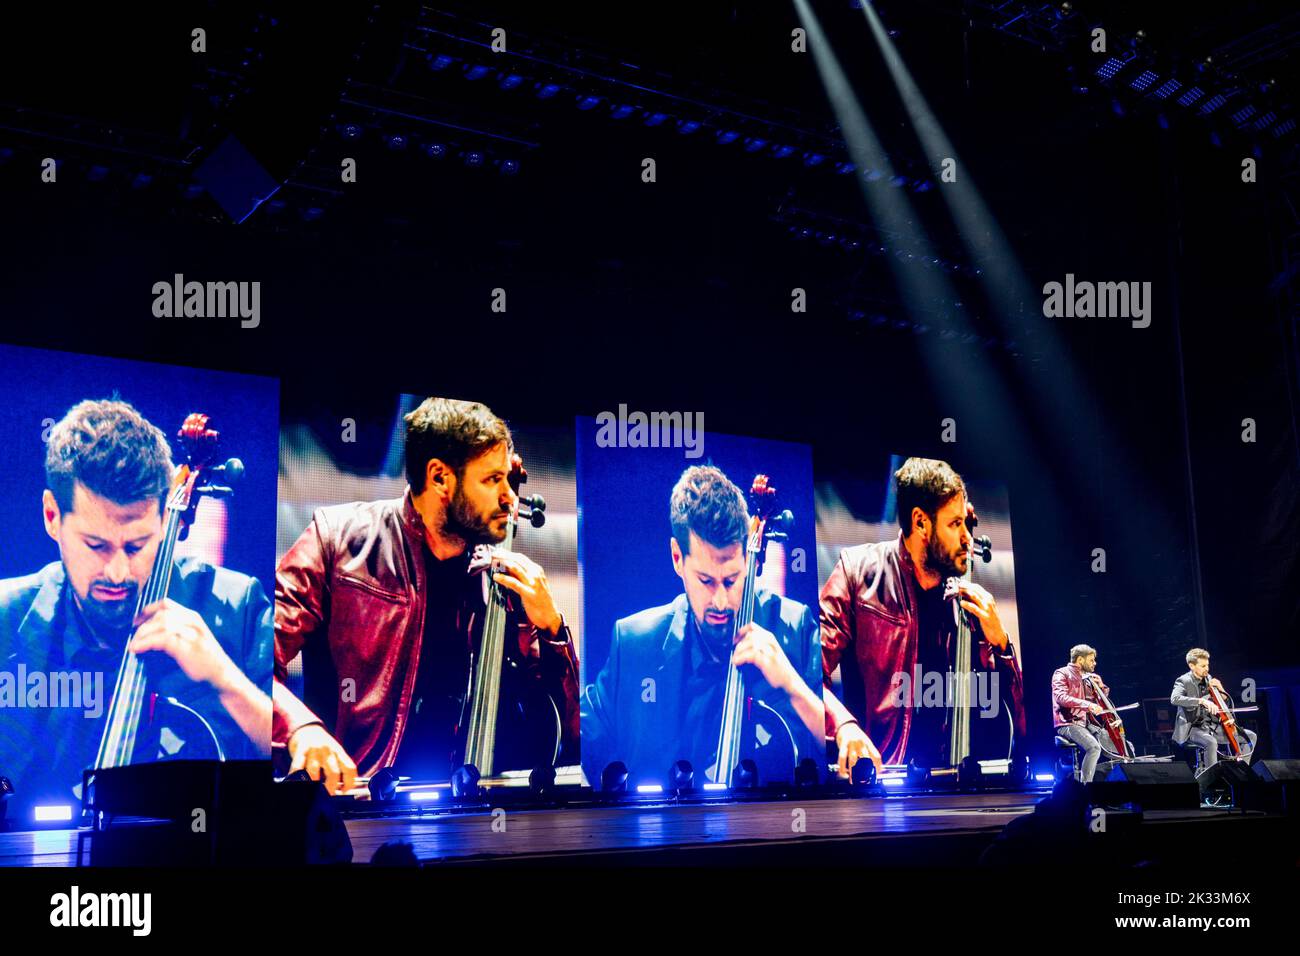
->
[0,558,273,803]
[580,590,821,787]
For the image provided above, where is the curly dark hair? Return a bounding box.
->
[670,465,749,555]
[894,457,966,536]
[45,398,174,514]
[404,397,512,494]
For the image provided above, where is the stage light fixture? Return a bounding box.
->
[529,765,556,799]
[498,73,524,91]
[368,767,398,802]
[669,760,694,791]
[643,112,669,127]
[715,129,740,144]
[732,759,759,790]
[600,761,629,793]
[535,83,562,99]
[462,150,484,168]
[676,119,701,135]
[428,54,455,71]
[576,94,603,111]
[450,765,482,800]
[498,159,520,176]
[423,142,447,159]
[850,759,877,787]
[795,758,820,788]
[610,104,636,120]
[464,64,493,82]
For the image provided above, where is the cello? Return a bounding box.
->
[92,413,243,770]
[941,508,1015,781]
[1204,671,1243,759]
[1082,673,1137,759]
[709,474,799,787]
[459,453,561,779]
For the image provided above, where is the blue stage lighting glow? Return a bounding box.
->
[35,805,73,822]
[1130,70,1158,91]
[498,159,520,175]
[1153,78,1182,99]
[409,791,440,802]
[1095,57,1125,80]
[881,775,905,787]
[1177,86,1205,107]
[835,161,856,174]
[772,144,796,158]
[576,95,602,111]
[385,134,407,150]
[890,175,909,188]
[715,129,740,144]
[644,112,669,127]
[1254,111,1277,129]
[1274,118,1297,137]
[536,83,562,99]
[1035,773,1055,782]
[339,123,362,140]
[802,151,826,166]
[744,137,768,152]
[1198,93,1226,114]
[87,165,108,182]
[702,783,727,791]
[636,784,663,793]
[498,73,524,91]
[423,142,446,159]
[428,54,455,71]
[676,119,701,135]
[1231,105,1255,124]
[610,104,636,120]
[464,64,493,81]
[463,151,484,167]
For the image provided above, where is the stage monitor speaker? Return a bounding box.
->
[1252,759,1300,813]
[1090,761,1200,810]
[1253,759,1300,783]
[82,761,352,865]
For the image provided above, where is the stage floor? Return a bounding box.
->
[344,791,1044,864]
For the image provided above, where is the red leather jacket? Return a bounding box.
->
[1051,663,1106,728]
[820,532,1026,765]
[272,489,580,777]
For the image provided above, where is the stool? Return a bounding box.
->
[1054,734,1082,781]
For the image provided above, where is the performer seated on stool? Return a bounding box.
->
[1050,644,1109,783]
[1171,647,1256,773]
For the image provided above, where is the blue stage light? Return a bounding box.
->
[772,144,795,158]
[1177,86,1204,107]
[636,783,663,794]
[463,151,484,167]
[644,112,669,127]
[890,175,909,188]
[715,129,740,144]
[423,142,447,159]
[498,159,520,175]
[610,104,636,120]
[1199,93,1226,114]
[576,95,602,111]
[87,165,108,182]
[1095,57,1126,80]
[835,161,856,174]
[1231,105,1256,124]
[498,73,524,91]
[536,83,562,99]
[428,54,455,71]
[1130,70,1158,91]
[131,173,152,189]
[34,804,73,822]
[464,64,493,81]
[1153,78,1182,100]
[676,119,701,135]
[385,134,407,150]
[802,151,826,166]
[743,136,767,152]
